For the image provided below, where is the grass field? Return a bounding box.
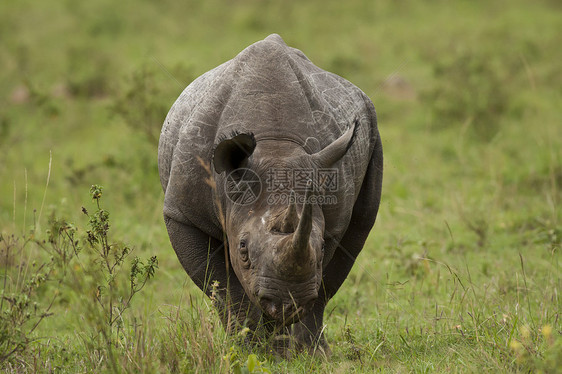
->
[1,0,561,372]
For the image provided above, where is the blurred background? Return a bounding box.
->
[1,0,560,232]
[1,0,560,371]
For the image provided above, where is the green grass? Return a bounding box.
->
[1,0,561,372]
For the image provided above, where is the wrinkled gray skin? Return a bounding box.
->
[158,34,382,356]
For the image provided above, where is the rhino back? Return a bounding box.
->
[159,34,378,240]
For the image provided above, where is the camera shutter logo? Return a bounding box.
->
[225,168,262,205]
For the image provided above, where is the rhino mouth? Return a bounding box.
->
[255,276,318,323]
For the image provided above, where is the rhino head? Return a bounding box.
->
[212,124,355,324]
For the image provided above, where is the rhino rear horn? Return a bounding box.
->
[280,190,299,232]
[311,118,358,168]
[213,133,256,174]
[269,190,299,233]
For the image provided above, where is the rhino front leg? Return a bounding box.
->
[292,136,383,356]
[163,216,262,333]
[292,298,331,357]
[292,221,374,356]
[291,201,376,357]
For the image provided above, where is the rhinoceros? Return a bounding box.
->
[158,34,382,355]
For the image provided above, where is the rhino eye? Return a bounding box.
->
[239,240,249,265]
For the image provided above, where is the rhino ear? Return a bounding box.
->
[213,133,256,174]
[311,118,358,168]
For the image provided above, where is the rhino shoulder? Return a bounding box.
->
[158,61,231,191]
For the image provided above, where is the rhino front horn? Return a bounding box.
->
[292,181,313,253]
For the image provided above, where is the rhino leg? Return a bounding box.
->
[163,216,262,334]
[291,297,331,357]
[292,136,383,355]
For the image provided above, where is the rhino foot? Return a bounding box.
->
[291,329,331,359]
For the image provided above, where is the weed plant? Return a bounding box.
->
[1,186,159,372]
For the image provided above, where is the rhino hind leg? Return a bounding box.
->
[292,135,383,355]
[163,216,262,333]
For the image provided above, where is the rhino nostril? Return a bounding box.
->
[258,294,279,318]
[264,300,278,318]
[266,302,277,317]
